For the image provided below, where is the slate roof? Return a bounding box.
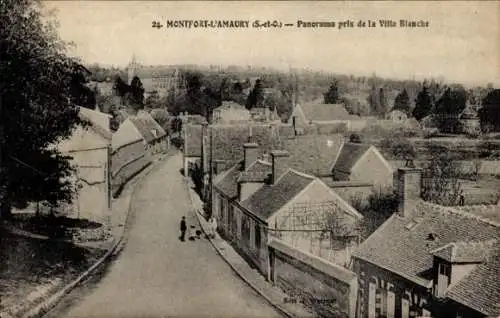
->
[352,200,500,315]
[430,240,496,263]
[297,103,354,122]
[279,134,345,176]
[128,113,166,144]
[240,169,315,220]
[184,124,203,157]
[237,160,272,183]
[332,143,372,175]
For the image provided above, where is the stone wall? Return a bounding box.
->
[269,239,358,318]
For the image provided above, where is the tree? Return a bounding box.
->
[479,89,500,132]
[246,79,265,109]
[422,145,463,206]
[113,76,130,98]
[69,65,96,109]
[144,90,163,109]
[379,87,388,115]
[393,89,411,114]
[0,0,85,218]
[413,86,433,120]
[367,85,381,116]
[323,81,339,104]
[128,76,145,110]
[434,87,467,133]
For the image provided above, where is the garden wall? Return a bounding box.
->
[268,239,358,318]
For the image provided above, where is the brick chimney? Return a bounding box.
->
[243,143,259,170]
[270,150,290,184]
[397,167,422,217]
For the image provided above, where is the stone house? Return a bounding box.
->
[351,167,500,318]
[182,123,203,176]
[114,111,168,156]
[212,144,363,276]
[56,107,112,224]
[331,142,394,193]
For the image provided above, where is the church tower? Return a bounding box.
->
[127,54,139,84]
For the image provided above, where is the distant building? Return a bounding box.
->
[114,110,168,156]
[127,54,182,97]
[352,167,500,318]
[459,105,481,134]
[56,107,112,224]
[331,142,394,193]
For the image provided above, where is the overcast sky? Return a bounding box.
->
[45,1,499,86]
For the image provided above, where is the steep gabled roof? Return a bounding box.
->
[280,134,344,176]
[213,162,242,200]
[78,106,112,140]
[332,143,372,175]
[352,200,499,293]
[240,169,315,220]
[128,112,166,144]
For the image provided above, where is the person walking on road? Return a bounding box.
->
[180,216,187,241]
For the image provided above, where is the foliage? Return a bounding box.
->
[479,89,500,132]
[246,79,265,109]
[354,191,398,240]
[1,0,85,218]
[393,89,411,114]
[380,137,416,161]
[421,147,463,206]
[413,86,433,120]
[69,66,96,109]
[323,81,340,104]
[128,76,145,110]
[434,87,467,133]
[144,90,164,109]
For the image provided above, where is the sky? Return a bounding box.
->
[45,1,499,86]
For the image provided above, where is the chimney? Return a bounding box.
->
[397,167,422,217]
[270,150,290,184]
[243,143,259,170]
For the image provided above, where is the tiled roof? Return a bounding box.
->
[128,113,166,144]
[298,103,354,122]
[208,124,282,167]
[237,160,272,183]
[240,169,315,220]
[430,240,496,263]
[184,124,203,157]
[352,200,499,287]
[446,242,500,317]
[78,107,112,140]
[279,134,345,176]
[332,143,372,175]
[213,162,242,200]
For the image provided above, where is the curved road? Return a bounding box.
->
[46,153,282,318]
